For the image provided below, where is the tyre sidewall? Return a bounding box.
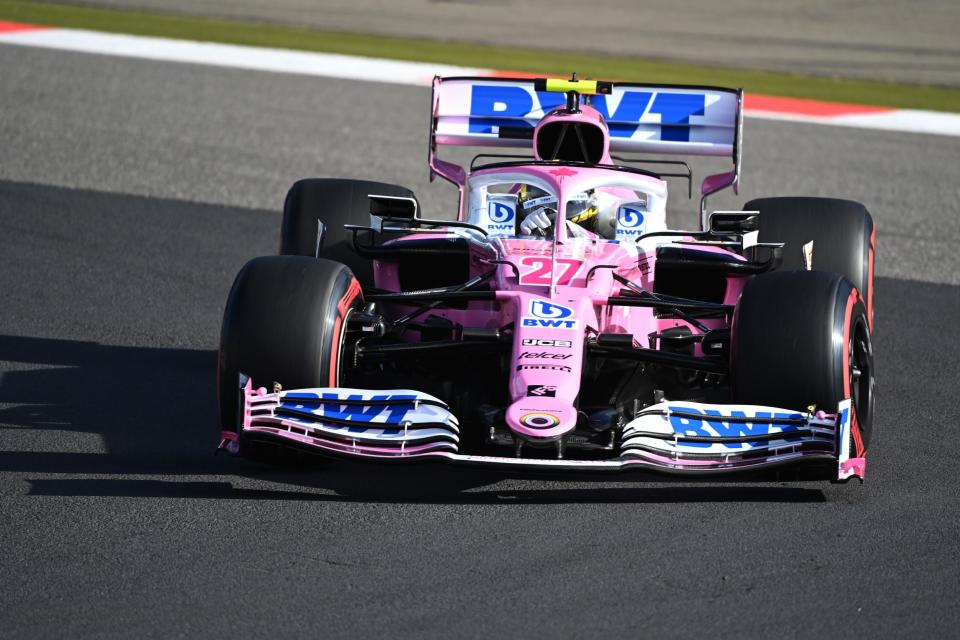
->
[731,270,872,455]
[217,256,363,435]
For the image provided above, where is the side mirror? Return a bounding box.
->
[708,210,759,234]
[700,171,737,198]
[369,194,418,219]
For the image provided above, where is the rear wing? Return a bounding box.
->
[429,76,744,214]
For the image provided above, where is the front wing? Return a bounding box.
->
[224,378,865,482]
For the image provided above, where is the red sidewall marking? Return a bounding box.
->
[842,289,856,398]
[841,288,866,457]
[328,277,362,387]
[868,226,876,331]
[852,416,865,457]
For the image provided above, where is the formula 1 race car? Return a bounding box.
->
[217,76,875,482]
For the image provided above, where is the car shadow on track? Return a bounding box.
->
[25,477,826,503]
[1,334,828,504]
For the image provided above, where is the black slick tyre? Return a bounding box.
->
[217,255,363,459]
[745,196,876,329]
[281,178,417,287]
[731,270,874,456]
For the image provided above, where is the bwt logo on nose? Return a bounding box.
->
[522,300,577,329]
[531,301,573,319]
[468,86,707,142]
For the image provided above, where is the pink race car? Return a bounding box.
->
[217,76,875,482]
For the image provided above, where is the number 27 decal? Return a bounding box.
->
[518,257,582,286]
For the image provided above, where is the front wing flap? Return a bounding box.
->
[226,379,864,481]
[620,400,863,481]
[236,380,460,457]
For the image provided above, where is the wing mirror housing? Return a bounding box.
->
[708,210,759,235]
[369,194,418,219]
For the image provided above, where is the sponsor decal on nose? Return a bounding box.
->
[526,385,557,397]
[519,351,572,360]
[519,412,561,428]
[522,299,578,329]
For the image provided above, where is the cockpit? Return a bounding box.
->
[465,166,668,242]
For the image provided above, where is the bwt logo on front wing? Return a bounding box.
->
[281,393,416,424]
[667,405,806,449]
[521,300,578,329]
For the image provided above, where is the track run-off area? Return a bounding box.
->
[1,38,959,638]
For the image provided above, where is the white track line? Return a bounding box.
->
[0,28,486,85]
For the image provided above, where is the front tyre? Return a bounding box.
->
[731,270,874,456]
[217,256,363,459]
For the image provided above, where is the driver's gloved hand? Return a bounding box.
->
[565,220,591,239]
[519,207,554,236]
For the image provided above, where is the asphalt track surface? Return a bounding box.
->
[1,45,960,638]
[49,0,960,86]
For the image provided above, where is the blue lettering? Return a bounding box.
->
[530,300,574,319]
[469,86,533,134]
[593,91,653,138]
[667,406,804,449]
[535,91,567,115]
[467,86,708,142]
[649,93,705,142]
[668,407,710,448]
[522,318,577,329]
[315,393,416,424]
[489,201,515,223]
[618,207,644,228]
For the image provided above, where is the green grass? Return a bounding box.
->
[2,0,959,112]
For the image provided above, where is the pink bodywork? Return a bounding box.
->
[376,161,747,443]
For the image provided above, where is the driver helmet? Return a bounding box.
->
[563,190,621,239]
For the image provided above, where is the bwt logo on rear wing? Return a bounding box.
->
[431,76,742,158]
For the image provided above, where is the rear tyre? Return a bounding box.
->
[745,196,876,328]
[731,270,874,455]
[217,255,363,460]
[281,178,417,287]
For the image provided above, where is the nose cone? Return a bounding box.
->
[505,398,578,440]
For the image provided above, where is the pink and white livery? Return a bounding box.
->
[217,75,875,482]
